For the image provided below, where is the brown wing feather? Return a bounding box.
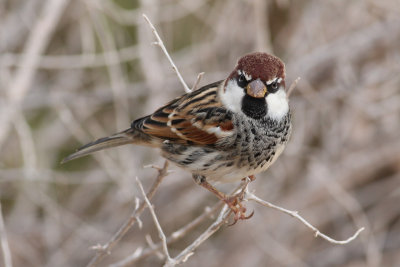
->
[132,81,233,145]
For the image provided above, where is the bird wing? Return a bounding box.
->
[132,81,234,145]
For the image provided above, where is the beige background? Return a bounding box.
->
[1,0,400,266]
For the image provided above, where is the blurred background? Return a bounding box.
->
[1,0,400,266]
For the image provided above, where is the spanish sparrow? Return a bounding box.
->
[63,52,292,221]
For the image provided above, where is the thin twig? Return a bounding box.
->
[246,190,364,245]
[0,203,12,267]
[168,182,249,265]
[287,77,301,97]
[142,14,191,93]
[110,202,224,267]
[112,182,248,267]
[136,176,174,266]
[86,161,169,267]
[191,72,205,91]
[171,205,231,265]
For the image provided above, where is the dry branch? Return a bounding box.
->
[86,161,169,267]
[110,202,224,266]
[142,14,191,93]
[191,72,205,91]
[135,176,173,266]
[246,190,364,244]
[169,205,231,265]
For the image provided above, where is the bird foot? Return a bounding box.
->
[225,193,254,226]
[196,175,255,225]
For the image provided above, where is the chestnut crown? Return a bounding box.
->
[227,52,286,98]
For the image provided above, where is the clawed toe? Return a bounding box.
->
[197,176,255,225]
[225,194,254,226]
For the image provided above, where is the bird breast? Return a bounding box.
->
[161,112,291,183]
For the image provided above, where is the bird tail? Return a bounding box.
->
[61,128,134,163]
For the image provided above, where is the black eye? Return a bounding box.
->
[237,74,247,88]
[268,80,279,93]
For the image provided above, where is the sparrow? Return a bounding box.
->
[63,52,292,221]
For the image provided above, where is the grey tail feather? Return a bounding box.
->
[61,128,134,164]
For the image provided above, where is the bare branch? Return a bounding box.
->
[86,161,169,267]
[191,72,205,91]
[142,14,191,93]
[110,202,224,266]
[136,176,174,266]
[246,190,364,245]
[0,203,12,267]
[171,205,231,265]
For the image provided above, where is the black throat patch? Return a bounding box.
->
[241,95,267,119]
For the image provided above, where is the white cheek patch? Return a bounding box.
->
[266,88,289,121]
[219,79,245,113]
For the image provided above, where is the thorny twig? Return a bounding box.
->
[86,161,169,267]
[142,14,191,93]
[245,189,365,244]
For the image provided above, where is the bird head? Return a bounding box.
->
[220,52,289,121]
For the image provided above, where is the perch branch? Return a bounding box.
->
[245,189,364,245]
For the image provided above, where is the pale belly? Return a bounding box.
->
[205,143,286,183]
[163,142,287,184]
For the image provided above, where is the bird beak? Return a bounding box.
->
[246,79,267,98]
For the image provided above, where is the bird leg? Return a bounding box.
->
[193,175,254,224]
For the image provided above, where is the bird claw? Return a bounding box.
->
[224,194,254,226]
